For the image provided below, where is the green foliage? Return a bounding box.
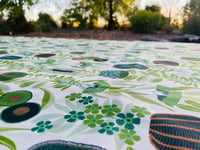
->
[6,6,32,33]
[130,10,162,33]
[103,16,119,30]
[183,0,200,17]
[0,13,9,35]
[182,0,200,35]
[61,0,91,29]
[182,15,200,35]
[0,0,34,11]
[0,6,33,34]
[145,4,161,13]
[144,5,170,32]
[61,0,135,30]
[159,15,170,30]
[0,0,34,34]
[36,13,57,32]
[0,13,3,22]
[162,24,173,33]
[61,21,68,29]
[171,19,181,29]
[98,0,135,30]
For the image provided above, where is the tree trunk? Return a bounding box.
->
[108,0,113,30]
[169,10,172,24]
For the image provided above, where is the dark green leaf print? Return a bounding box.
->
[0,72,27,81]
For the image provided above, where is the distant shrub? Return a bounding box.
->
[61,21,67,29]
[162,24,173,33]
[0,21,10,35]
[130,10,162,33]
[182,15,200,36]
[36,13,57,32]
[158,16,169,31]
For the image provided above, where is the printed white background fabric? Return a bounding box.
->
[0,36,199,150]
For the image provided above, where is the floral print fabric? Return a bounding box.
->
[0,36,200,150]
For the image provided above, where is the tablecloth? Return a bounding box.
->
[0,36,200,150]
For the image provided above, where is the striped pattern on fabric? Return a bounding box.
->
[149,114,200,150]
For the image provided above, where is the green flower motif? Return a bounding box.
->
[84,103,102,114]
[119,129,140,145]
[65,93,82,101]
[83,114,104,128]
[101,104,121,117]
[31,121,53,133]
[98,122,119,135]
[64,111,85,122]
[116,113,140,130]
[79,96,94,105]
[131,106,151,118]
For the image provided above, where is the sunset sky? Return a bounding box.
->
[25,0,188,21]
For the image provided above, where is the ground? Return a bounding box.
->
[15,29,182,41]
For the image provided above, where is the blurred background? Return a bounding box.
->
[0,0,199,37]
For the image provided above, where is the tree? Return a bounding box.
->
[145,5,161,13]
[101,0,135,30]
[0,0,34,11]
[61,0,135,30]
[36,13,57,32]
[6,5,31,33]
[61,0,90,29]
[160,0,184,24]
[0,0,35,34]
[183,0,200,17]
[182,0,200,35]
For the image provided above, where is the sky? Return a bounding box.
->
[25,0,188,22]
